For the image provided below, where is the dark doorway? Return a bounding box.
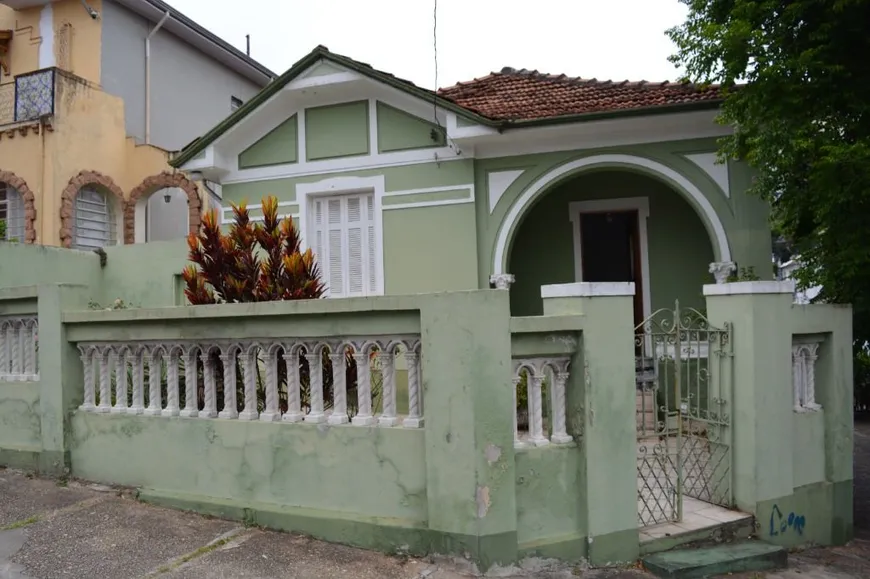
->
[579,210,644,327]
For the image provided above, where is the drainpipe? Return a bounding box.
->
[145,10,171,145]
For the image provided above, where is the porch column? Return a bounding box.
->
[703,281,794,512]
[541,282,639,565]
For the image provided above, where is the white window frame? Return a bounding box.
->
[0,182,24,242]
[296,175,385,297]
[568,196,651,323]
[72,186,120,250]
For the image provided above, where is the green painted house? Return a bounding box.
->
[172,45,772,323]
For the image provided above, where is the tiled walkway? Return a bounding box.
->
[639,496,752,543]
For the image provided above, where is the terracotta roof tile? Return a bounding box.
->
[437,68,723,122]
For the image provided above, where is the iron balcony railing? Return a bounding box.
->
[0,68,56,126]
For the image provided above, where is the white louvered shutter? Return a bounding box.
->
[310,192,377,298]
[327,198,344,296]
[366,195,378,294]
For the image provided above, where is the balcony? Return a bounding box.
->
[0,68,56,126]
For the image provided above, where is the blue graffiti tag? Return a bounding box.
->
[769,504,806,536]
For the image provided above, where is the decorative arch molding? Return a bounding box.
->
[126,171,202,244]
[491,154,733,275]
[0,170,37,243]
[60,170,126,248]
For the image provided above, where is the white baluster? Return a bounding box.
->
[328,345,349,425]
[97,347,112,413]
[145,348,163,416]
[792,346,803,412]
[180,348,199,418]
[202,350,218,418]
[21,322,33,380]
[129,348,145,415]
[163,349,181,417]
[260,347,280,422]
[218,346,239,419]
[282,348,304,423]
[805,343,821,410]
[28,319,38,379]
[305,345,326,423]
[0,322,9,380]
[530,372,549,446]
[512,375,524,448]
[378,348,399,427]
[239,346,259,421]
[79,347,95,411]
[551,371,572,444]
[9,321,20,380]
[351,346,376,426]
[112,350,128,414]
[403,349,423,428]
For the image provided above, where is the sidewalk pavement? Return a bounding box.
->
[0,468,648,579]
[1,466,868,579]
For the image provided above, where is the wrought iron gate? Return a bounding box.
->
[635,301,733,527]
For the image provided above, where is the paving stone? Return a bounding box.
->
[642,541,786,578]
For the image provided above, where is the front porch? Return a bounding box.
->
[506,169,720,320]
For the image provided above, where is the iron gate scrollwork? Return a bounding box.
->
[635,301,733,527]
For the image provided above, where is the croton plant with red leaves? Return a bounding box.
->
[182,196,326,304]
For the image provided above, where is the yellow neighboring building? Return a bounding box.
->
[0,0,274,247]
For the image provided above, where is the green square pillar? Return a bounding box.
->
[703,281,795,512]
[37,283,89,475]
[542,282,639,565]
[420,289,517,570]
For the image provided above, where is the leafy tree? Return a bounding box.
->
[668,0,870,402]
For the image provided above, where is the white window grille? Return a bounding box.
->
[0,182,24,242]
[73,186,117,250]
[792,339,822,412]
[310,193,378,298]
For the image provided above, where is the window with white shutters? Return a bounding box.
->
[73,186,117,250]
[0,182,24,242]
[310,192,379,297]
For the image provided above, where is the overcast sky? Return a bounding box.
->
[165,0,690,89]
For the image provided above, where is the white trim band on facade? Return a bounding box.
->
[703,280,796,296]
[492,154,732,276]
[541,282,636,298]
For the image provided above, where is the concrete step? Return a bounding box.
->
[642,541,787,579]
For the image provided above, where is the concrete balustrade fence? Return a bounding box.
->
[76,337,423,427]
[0,268,856,571]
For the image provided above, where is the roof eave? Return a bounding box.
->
[117,0,277,85]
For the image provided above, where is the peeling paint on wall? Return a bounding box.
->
[476,485,491,518]
[485,444,502,464]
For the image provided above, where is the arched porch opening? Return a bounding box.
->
[506,168,720,319]
[126,172,202,244]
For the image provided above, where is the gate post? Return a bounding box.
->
[542,282,639,565]
[702,281,795,513]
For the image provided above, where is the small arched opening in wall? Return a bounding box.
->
[126,172,202,244]
[0,170,37,243]
[60,171,126,250]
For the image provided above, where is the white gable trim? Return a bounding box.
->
[295,175,386,296]
[492,154,731,275]
[487,170,525,214]
[684,153,730,198]
[285,71,364,91]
